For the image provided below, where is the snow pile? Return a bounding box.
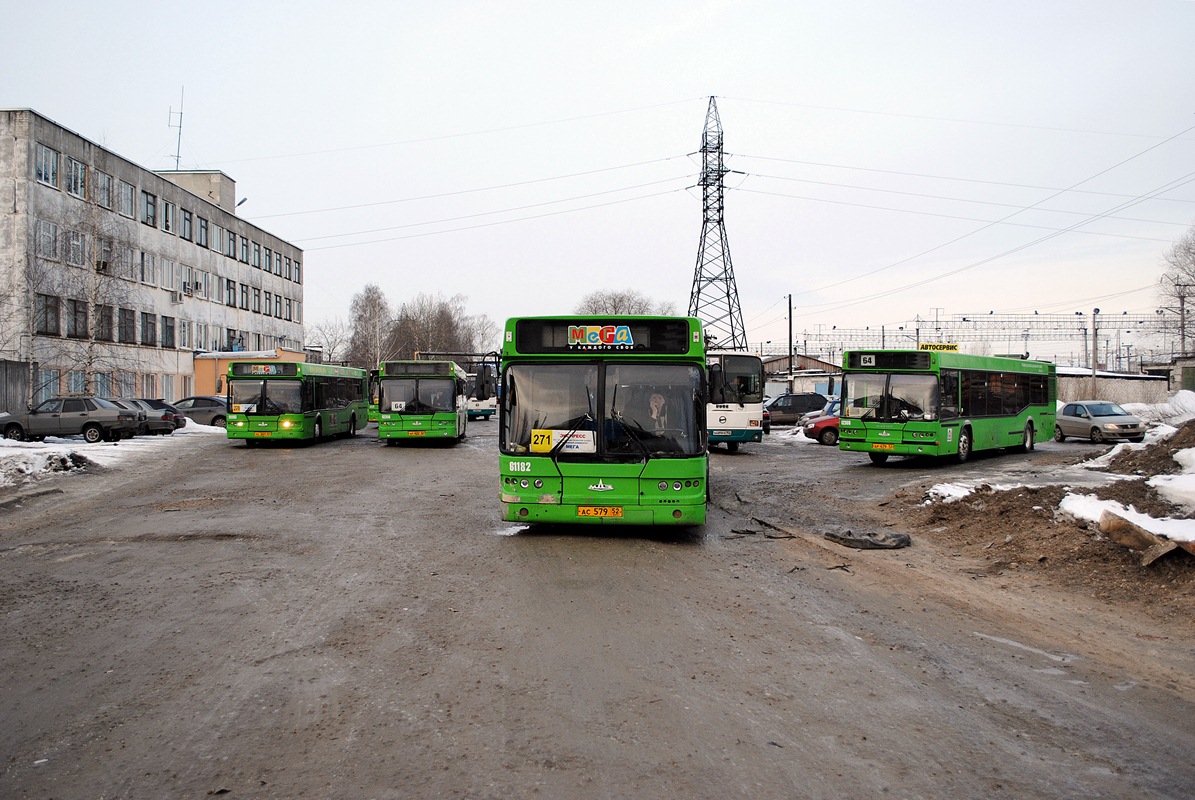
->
[1059,493,1195,543]
[1126,389,1195,425]
[1146,448,1195,512]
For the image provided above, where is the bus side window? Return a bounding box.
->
[940,370,960,419]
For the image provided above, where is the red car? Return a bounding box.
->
[803,414,839,446]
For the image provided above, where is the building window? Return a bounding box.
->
[160,259,176,290]
[67,371,86,394]
[66,158,86,198]
[118,308,136,343]
[239,236,249,263]
[66,230,85,267]
[94,305,114,341]
[294,302,301,324]
[36,220,59,259]
[35,144,59,187]
[142,373,156,398]
[273,254,282,276]
[284,256,292,280]
[93,372,112,398]
[252,287,261,313]
[141,191,157,226]
[161,316,176,348]
[226,230,236,258]
[140,312,157,346]
[293,260,301,284]
[275,296,283,319]
[211,224,223,252]
[263,249,272,274]
[65,299,88,338]
[140,252,156,285]
[162,200,175,233]
[251,242,261,268]
[178,319,190,349]
[197,217,208,247]
[180,209,192,240]
[263,292,272,317]
[285,298,293,321]
[239,284,249,310]
[118,181,135,217]
[35,294,60,335]
[225,280,236,307]
[95,172,113,209]
[94,238,112,273]
[35,368,60,403]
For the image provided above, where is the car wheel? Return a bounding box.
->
[1090,428,1104,443]
[3,424,26,441]
[1130,436,1145,443]
[954,427,972,464]
[82,424,104,444]
[818,428,839,446]
[868,452,889,465]
[1054,425,1065,443]
[212,416,227,428]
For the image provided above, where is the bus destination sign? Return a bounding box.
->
[512,318,693,355]
[230,362,298,376]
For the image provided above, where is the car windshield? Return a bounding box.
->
[93,398,121,409]
[1087,403,1129,417]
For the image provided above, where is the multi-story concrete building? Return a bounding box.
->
[0,109,305,410]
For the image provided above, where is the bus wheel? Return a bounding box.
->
[1016,423,1034,452]
[954,428,972,464]
[314,418,323,441]
[726,441,739,453]
[868,452,889,465]
[1054,425,1066,443]
[347,415,357,438]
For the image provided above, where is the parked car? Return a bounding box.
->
[0,396,137,443]
[125,399,174,437]
[108,399,149,436]
[173,395,229,428]
[1055,401,1146,443]
[138,398,187,430]
[764,393,829,426]
[803,413,840,446]
[798,398,841,428]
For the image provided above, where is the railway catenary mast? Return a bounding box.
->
[688,96,748,351]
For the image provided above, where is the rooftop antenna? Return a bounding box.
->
[168,87,184,170]
[688,96,748,350]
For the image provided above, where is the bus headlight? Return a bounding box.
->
[658,481,668,491]
[281,420,292,428]
[534,479,543,489]
[520,479,529,488]
[673,481,682,491]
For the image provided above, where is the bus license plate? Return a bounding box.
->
[577,506,623,518]
[253,432,271,437]
[408,431,425,436]
[872,443,895,451]
[713,430,732,436]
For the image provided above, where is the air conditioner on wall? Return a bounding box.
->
[169,290,184,304]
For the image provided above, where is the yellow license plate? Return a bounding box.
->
[872,443,895,451]
[577,506,623,518]
[253,432,271,437]
[408,430,425,436]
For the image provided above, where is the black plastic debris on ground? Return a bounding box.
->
[824,529,911,550]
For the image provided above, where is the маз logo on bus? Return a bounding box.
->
[568,325,634,348]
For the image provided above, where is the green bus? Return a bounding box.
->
[376,360,470,444]
[838,349,1057,464]
[499,316,708,525]
[225,361,369,445]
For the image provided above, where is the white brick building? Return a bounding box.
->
[0,109,305,409]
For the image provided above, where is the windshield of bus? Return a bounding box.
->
[502,362,702,457]
[842,373,939,422]
[381,377,455,414]
[711,354,764,405]
[229,379,302,414]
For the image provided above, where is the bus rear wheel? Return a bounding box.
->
[346,415,357,438]
[726,441,739,453]
[868,452,889,465]
[314,418,323,441]
[1015,423,1034,452]
[954,428,972,464]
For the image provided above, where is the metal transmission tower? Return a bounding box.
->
[688,96,747,350]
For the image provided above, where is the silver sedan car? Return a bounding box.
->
[1054,401,1145,443]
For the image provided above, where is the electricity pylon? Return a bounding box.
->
[688,96,747,350]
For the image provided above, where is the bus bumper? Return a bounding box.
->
[502,501,705,526]
[839,439,946,457]
[708,429,762,444]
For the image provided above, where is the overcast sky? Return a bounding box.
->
[4,1,1194,361]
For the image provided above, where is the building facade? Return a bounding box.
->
[0,109,304,407]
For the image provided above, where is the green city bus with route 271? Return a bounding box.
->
[499,316,708,525]
[376,360,469,443]
[837,349,1057,464]
[225,361,369,445]
[706,350,765,452]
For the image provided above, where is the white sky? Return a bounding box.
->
[4,1,1195,360]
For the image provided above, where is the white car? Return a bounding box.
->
[1054,401,1145,443]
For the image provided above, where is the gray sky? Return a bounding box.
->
[4,1,1194,361]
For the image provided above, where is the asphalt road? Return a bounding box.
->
[1,423,1191,798]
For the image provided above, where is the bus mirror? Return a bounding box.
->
[708,363,723,400]
[475,364,494,401]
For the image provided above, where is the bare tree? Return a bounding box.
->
[345,284,394,369]
[306,317,352,364]
[575,289,677,315]
[388,293,496,359]
[1158,225,1195,354]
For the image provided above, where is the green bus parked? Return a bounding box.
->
[499,315,708,525]
[376,360,469,443]
[225,361,368,445]
[838,349,1056,465]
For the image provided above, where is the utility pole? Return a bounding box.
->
[787,293,793,374]
[1091,308,1099,398]
[688,96,747,350]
